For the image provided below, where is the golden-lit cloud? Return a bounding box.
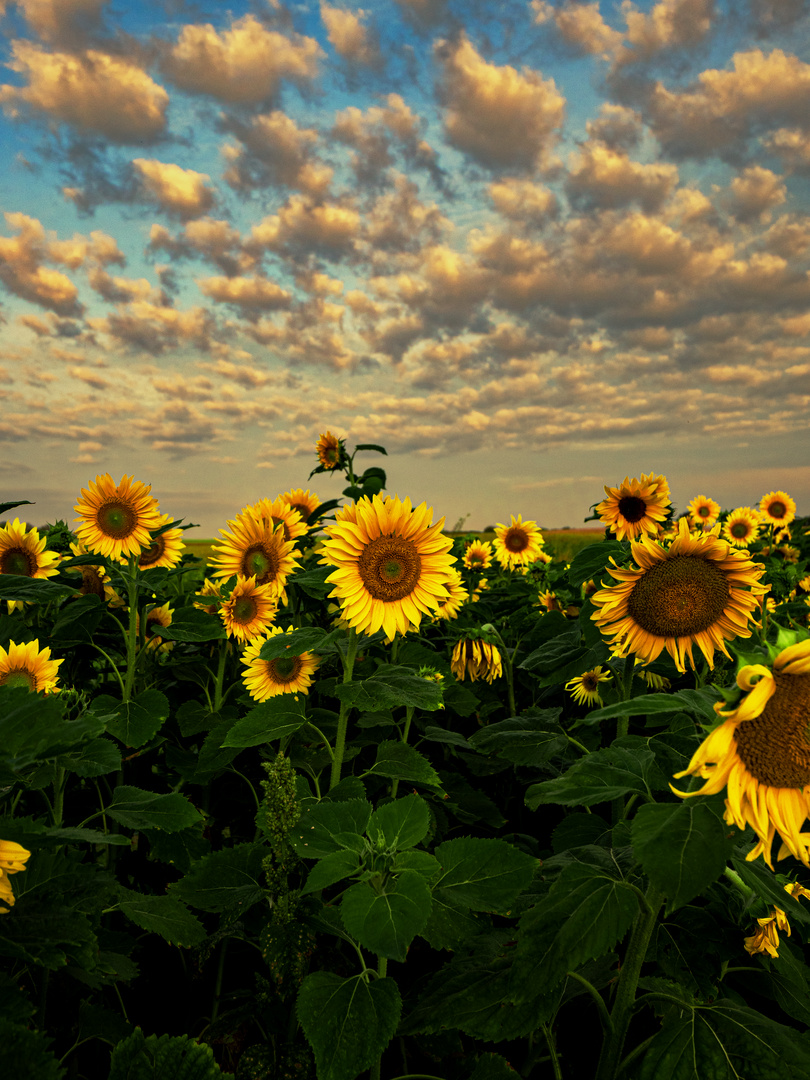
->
[320,3,381,67]
[726,165,787,223]
[488,178,558,223]
[566,141,679,211]
[222,110,333,195]
[197,275,292,316]
[133,159,217,220]
[15,0,107,45]
[248,195,361,257]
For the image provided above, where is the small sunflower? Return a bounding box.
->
[434,567,469,620]
[463,540,493,571]
[133,514,185,570]
[316,431,343,470]
[537,589,562,612]
[245,497,307,544]
[0,639,62,694]
[0,518,61,579]
[493,514,545,570]
[687,495,721,530]
[209,513,300,598]
[566,667,612,707]
[591,517,767,672]
[319,494,456,640]
[282,488,321,525]
[450,638,502,683]
[759,491,796,529]
[220,576,278,642]
[672,638,810,867]
[0,839,31,913]
[723,508,760,548]
[241,626,319,700]
[138,602,174,652]
[194,578,225,614]
[74,474,162,560]
[596,474,670,542]
[66,540,115,601]
[744,910,788,958]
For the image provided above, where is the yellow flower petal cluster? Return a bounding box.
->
[450,639,502,683]
[0,840,30,913]
[74,474,162,560]
[722,507,760,548]
[316,431,342,470]
[209,511,300,600]
[566,667,612,707]
[319,494,456,640]
[672,639,810,868]
[743,883,810,958]
[281,488,320,525]
[493,515,545,570]
[463,540,493,571]
[219,576,278,642]
[244,496,307,544]
[0,518,61,580]
[132,514,185,570]
[687,495,721,529]
[759,490,796,528]
[137,603,174,652]
[596,473,670,542]
[241,626,319,700]
[0,639,62,694]
[591,517,767,672]
[434,567,469,620]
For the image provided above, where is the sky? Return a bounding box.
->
[1,0,810,536]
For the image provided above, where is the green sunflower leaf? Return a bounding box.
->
[117,889,206,948]
[154,607,226,641]
[300,849,361,896]
[106,785,203,834]
[468,707,568,766]
[258,627,341,660]
[290,799,372,858]
[99,689,170,748]
[57,736,122,777]
[169,843,266,914]
[364,742,442,788]
[0,686,105,772]
[566,540,626,588]
[0,574,77,600]
[333,664,444,712]
[432,837,537,913]
[109,1030,225,1080]
[525,737,667,808]
[581,688,722,724]
[366,793,430,851]
[354,444,388,454]
[221,695,307,747]
[0,1020,63,1080]
[341,870,432,961]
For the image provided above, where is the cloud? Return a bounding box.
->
[0,41,169,141]
[133,159,217,220]
[566,141,679,211]
[332,94,444,188]
[196,274,292,317]
[532,1,624,63]
[90,300,218,354]
[725,165,787,223]
[434,33,565,170]
[0,212,83,314]
[221,110,333,196]
[161,14,322,105]
[15,0,107,46]
[764,128,810,174]
[320,3,381,68]
[488,178,558,224]
[248,195,362,259]
[364,173,450,254]
[148,218,247,277]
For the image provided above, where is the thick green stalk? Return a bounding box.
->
[330,629,359,790]
[390,706,414,799]
[122,555,140,703]
[594,883,665,1080]
[212,640,228,713]
[370,957,389,1080]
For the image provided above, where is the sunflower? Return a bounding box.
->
[723,508,760,548]
[133,514,185,570]
[566,667,612,707]
[209,513,300,598]
[219,576,278,642]
[241,626,319,700]
[671,638,810,867]
[0,839,31,914]
[596,474,670,542]
[463,540,493,571]
[244,497,307,544]
[319,494,456,640]
[687,495,721,530]
[450,638,502,683]
[316,431,343,471]
[744,910,788,958]
[493,514,545,570]
[0,518,61,579]
[194,578,225,614]
[759,491,796,529]
[591,517,767,672]
[74,474,162,560]
[66,540,115,601]
[434,568,469,620]
[282,488,321,524]
[538,590,562,612]
[137,603,174,652]
[0,639,62,693]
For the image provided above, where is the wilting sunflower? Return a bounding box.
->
[672,638,810,867]
[74,473,162,560]
[220,576,278,642]
[0,839,31,913]
[244,497,307,544]
[0,518,61,580]
[591,517,767,672]
[759,491,796,529]
[316,431,343,470]
[319,494,455,640]
[451,638,502,683]
[0,639,62,694]
[133,514,185,570]
[723,507,760,548]
[209,514,300,598]
[282,488,320,525]
[241,626,319,700]
[596,473,670,542]
[687,495,721,530]
[434,567,469,620]
[565,667,612,707]
[493,514,545,570]
[463,540,493,571]
[744,909,789,958]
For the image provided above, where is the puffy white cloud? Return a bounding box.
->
[332,94,441,186]
[133,159,217,220]
[764,128,810,174]
[532,1,623,62]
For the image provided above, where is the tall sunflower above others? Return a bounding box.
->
[591,517,767,672]
[672,637,810,869]
[319,494,456,640]
[596,473,670,542]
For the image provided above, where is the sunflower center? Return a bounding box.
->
[505,528,529,553]
[582,673,599,691]
[80,566,105,597]
[730,522,750,539]
[698,505,711,518]
[734,672,810,787]
[0,668,36,691]
[233,596,258,623]
[0,547,35,576]
[290,503,310,521]
[241,544,280,585]
[139,538,164,567]
[268,656,301,682]
[98,500,137,539]
[626,554,730,638]
[617,496,647,523]
[768,501,787,519]
[357,536,421,601]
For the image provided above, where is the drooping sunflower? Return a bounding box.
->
[450,638,502,683]
[759,491,796,529]
[687,495,721,530]
[565,667,612,707]
[282,488,321,525]
[723,507,761,548]
[133,514,185,570]
[596,473,670,542]
[74,474,162,560]
[591,517,767,672]
[744,909,789,958]
[319,494,456,640]
[493,514,545,570]
[241,626,319,700]
[209,513,300,598]
[0,639,62,694]
[245,497,307,544]
[463,540,493,571]
[434,567,469,620]
[0,839,31,913]
[316,431,343,471]
[672,638,810,867]
[0,518,61,580]
[219,576,278,642]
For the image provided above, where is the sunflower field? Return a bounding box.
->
[3,439,810,1080]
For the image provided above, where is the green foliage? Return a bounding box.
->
[109,1029,225,1079]
[525,736,668,808]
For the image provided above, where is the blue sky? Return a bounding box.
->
[1,0,809,535]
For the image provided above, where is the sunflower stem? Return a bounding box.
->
[594,882,665,1080]
[212,640,228,713]
[391,707,414,799]
[370,957,389,1080]
[330,629,359,790]
[541,1022,563,1080]
[122,555,140,703]
[723,865,755,901]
